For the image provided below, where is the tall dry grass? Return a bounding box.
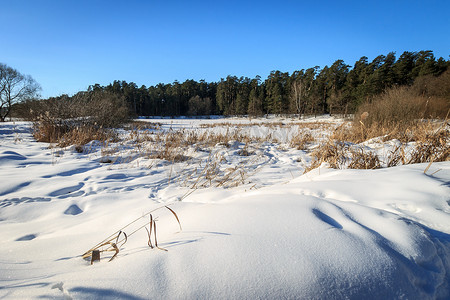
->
[305,71,450,171]
[350,70,450,143]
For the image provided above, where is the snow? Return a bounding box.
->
[0,117,449,299]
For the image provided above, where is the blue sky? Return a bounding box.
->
[1,0,449,98]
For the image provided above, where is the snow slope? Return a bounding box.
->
[0,119,449,299]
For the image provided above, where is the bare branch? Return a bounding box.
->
[0,63,41,121]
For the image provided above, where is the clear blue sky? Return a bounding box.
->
[1,0,449,98]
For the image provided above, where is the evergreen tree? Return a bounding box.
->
[265,71,290,114]
[413,50,437,77]
[248,76,264,116]
[312,66,330,114]
[393,51,416,85]
[343,56,369,109]
[216,76,238,115]
[326,59,349,115]
[235,77,251,115]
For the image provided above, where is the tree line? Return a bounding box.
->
[8,50,450,121]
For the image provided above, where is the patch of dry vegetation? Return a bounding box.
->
[290,130,315,150]
[306,71,450,171]
[123,120,162,130]
[26,91,129,147]
[200,121,333,130]
[306,123,449,172]
[352,70,449,142]
[348,148,381,170]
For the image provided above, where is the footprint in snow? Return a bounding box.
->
[16,234,37,241]
[48,183,84,197]
[0,197,51,208]
[64,204,83,215]
[104,173,128,180]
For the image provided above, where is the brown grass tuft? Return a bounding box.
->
[290,130,315,150]
[305,140,349,172]
[348,148,381,169]
[407,126,449,164]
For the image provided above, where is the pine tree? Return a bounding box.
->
[248,76,264,116]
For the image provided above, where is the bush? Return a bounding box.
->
[27,91,129,145]
[350,70,450,142]
[412,69,450,102]
[355,86,426,129]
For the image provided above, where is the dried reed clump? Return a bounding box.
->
[332,112,447,145]
[306,119,449,172]
[332,118,400,144]
[179,150,258,189]
[236,142,256,156]
[330,122,359,142]
[83,205,181,264]
[380,121,449,167]
[124,120,161,130]
[305,140,349,172]
[385,145,406,168]
[32,117,69,144]
[57,126,117,148]
[290,130,315,150]
[348,147,381,169]
[407,126,449,164]
[305,141,381,171]
[148,149,190,163]
[355,86,424,129]
[124,129,191,163]
[32,117,117,149]
[185,153,224,188]
[200,121,332,130]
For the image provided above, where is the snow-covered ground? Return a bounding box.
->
[0,117,449,299]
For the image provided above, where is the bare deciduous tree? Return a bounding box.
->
[0,63,41,121]
[291,79,304,117]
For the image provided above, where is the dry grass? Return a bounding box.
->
[123,120,162,130]
[385,145,406,168]
[407,127,450,164]
[83,205,182,264]
[306,120,449,172]
[332,113,448,144]
[305,140,349,171]
[200,121,333,131]
[178,150,260,189]
[64,114,447,175]
[349,70,450,143]
[82,125,267,189]
[348,148,381,169]
[57,127,117,149]
[290,130,315,150]
[32,118,117,150]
